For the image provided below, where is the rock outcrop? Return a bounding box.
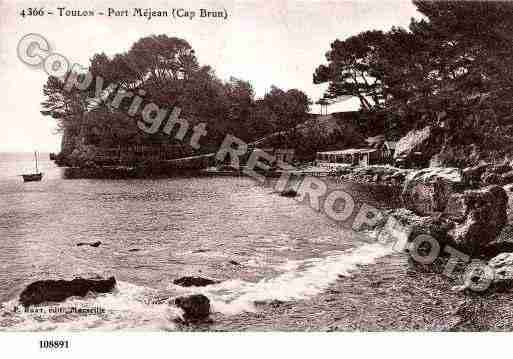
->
[173,276,219,287]
[487,253,513,291]
[461,162,513,187]
[336,166,408,186]
[482,172,503,186]
[462,163,490,188]
[393,185,508,257]
[388,208,452,247]
[401,167,465,216]
[449,186,508,255]
[76,241,102,248]
[394,126,444,164]
[174,294,211,321]
[19,276,116,307]
[280,189,298,197]
[480,163,513,186]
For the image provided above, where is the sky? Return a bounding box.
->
[0,0,420,152]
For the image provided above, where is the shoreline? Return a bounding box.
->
[56,160,411,186]
[211,251,513,331]
[17,159,513,331]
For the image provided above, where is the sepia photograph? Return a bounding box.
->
[1,0,513,355]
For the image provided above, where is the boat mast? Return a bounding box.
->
[34,151,38,173]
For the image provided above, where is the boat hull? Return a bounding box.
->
[22,173,43,182]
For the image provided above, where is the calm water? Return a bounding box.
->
[0,153,400,330]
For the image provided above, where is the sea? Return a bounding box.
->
[0,152,401,330]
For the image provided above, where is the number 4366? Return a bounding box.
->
[20,8,45,17]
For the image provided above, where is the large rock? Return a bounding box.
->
[76,241,102,248]
[394,126,444,163]
[19,276,116,307]
[482,172,504,186]
[462,163,490,187]
[280,189,298,197]
[174,294,211,321]
[392,184,509,260]
[445,193,467,221]
[387,208,452,247]
[173,276,219,287]
[448,186,508,255]
[401,167,465,216]
[487,253,513,291]
[481,163,513,186]
[482,241,513,259]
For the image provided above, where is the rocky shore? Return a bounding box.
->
[334,165,409,186]
[211,252,513,331]
[29,154,513,330]
[209,162,513,331]
[196,162,513,331]
[207,161,513,331]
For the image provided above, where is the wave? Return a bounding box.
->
[168,241,395,315]
[0,242,394,330]
[0,281,181,331]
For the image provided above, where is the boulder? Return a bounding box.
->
[480,164,513,186]
[77,241,102,248]
[280,189,298,197]
[401,167,465,216]
[174,294,210,321]
[19,276,116,307]
[394,126,444,163]
[445,193,467,222]
[395,185,509,257]
[387,208,452,248]
[482,239,513,259]
[487,253,513,291]
[173,276,219,287]
[482,172,504,186]
[448,186,508,255]
[462,163,490,187]
[193,249,209,253]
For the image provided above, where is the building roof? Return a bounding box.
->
[317,148,377,155]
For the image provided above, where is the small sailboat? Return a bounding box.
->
[22,151,43,182]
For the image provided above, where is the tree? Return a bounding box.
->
[383,1,513,133]
[263,86,311,147]
[313,30,388,111]
[314,0,513,147]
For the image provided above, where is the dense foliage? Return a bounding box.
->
[44,2,513,166]
[314,1,513,163]
[41,35,311,156]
